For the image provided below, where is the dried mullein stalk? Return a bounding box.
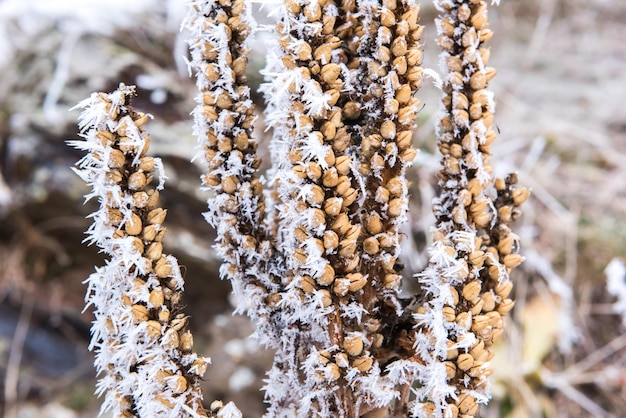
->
[70,84,234,418]
[260,0,423,416]
[396,1,529,417]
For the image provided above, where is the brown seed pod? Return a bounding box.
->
[456,311,472,330]
[155,256,173,279]
[310,208,326,229]
[300,275,316,293]
[446,340,459,360]
[442,306,456,322]
[180,330,194,352]
[384,273,402,289]
[462,281,482,301]
[495,280,513,299]
[388,198,404,217]
[347,272,366,292]
[319,289,333,308]
[445,361,457,379]
[321,63,342,84]
[343,335,364,357]
[131,304,149,322]
[145,242,163,261]
[363,237,380,255]
[353,355,373,372]
[457,353,474,371]
[168,375,188,395]
[375,186,390,204]
[146,320,162,339]
[457,393,478,415]
[149,288,164,308]
[472,314,490,332]
[366,214,383,235]
[512,186,531,206]
[124,213,142,236]
[147,208,167,225]
[395,84,412,104]
[503,253,524,269]
[497,298,515,315]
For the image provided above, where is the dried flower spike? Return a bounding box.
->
[71,84,212,418]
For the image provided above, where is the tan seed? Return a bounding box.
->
[462,281,482,301]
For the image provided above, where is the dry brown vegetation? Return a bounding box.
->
[0,0,625,417]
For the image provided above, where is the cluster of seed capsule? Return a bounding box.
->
[349,0,423,358]
[266,1,379,411]
[257,0,426,414]
[187,2,283,414]
[74,86,209,418]
[414,1,530,417]
[187,0,275,312]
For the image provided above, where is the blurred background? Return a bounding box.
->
[0,0,625,417]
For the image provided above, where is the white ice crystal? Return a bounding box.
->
[605,258,626,328]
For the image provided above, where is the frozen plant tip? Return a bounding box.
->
[71,84,225,417]
[405,1,529,417]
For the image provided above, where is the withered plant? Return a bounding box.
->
[71,0,528,417]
